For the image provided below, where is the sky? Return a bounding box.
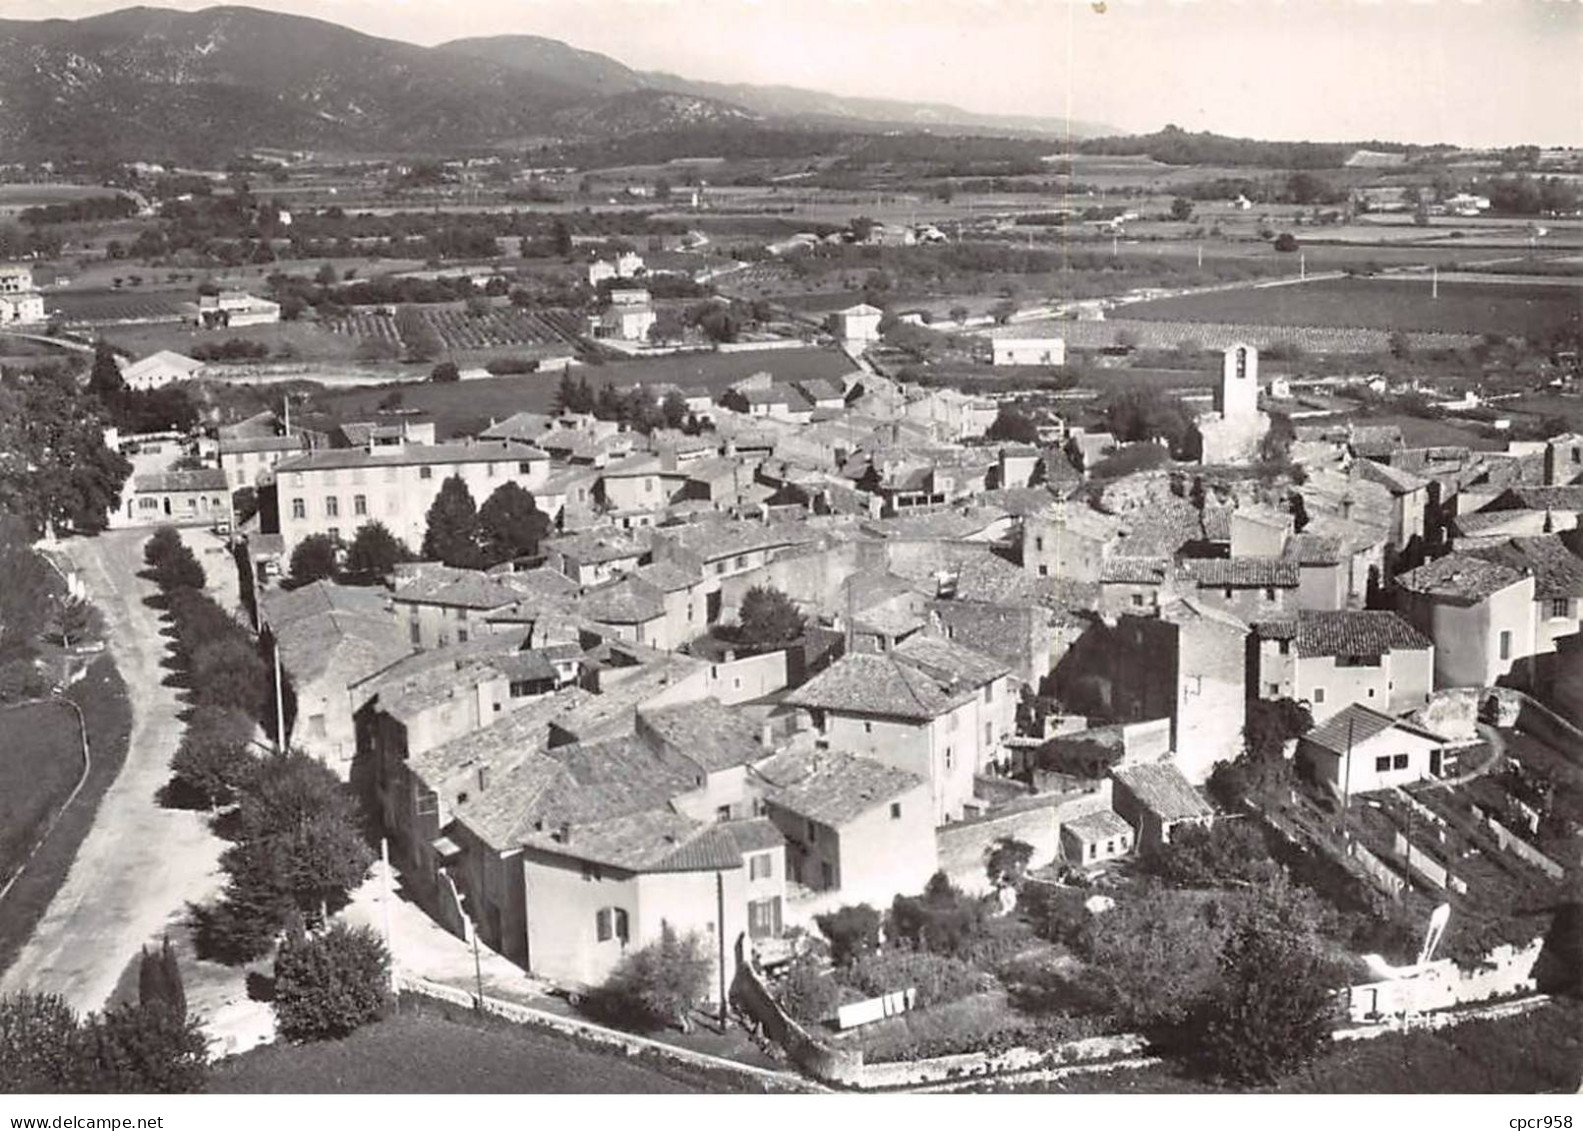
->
[3,0,1579,146]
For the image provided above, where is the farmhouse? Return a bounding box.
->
[1059,809,1133,865]
[828,303,883,347]
[1297,703,1448,795]
[0,262,45,324]
[194,290,280,329]
[990,336,1067,367]
[120,349,205,391]
[1110,761,1213,851]
[116,468,230,527]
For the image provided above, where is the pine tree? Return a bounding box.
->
[420,475,480,568]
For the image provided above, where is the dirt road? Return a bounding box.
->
[0,528,228,1014]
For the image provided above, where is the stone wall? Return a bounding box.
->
[937,786,1111,895]
[1343,939,1545,1024]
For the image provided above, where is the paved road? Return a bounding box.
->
[0,528,225,1014]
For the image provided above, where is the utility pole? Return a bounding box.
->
[1432,264,1439,300]
[715,870,728,1030]
[1340,714,1355,841]
[272,634,286,755]
[380,838,396,993]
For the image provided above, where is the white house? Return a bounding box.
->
[992,337,1066,367]
[1297,703,1447,795]
[829,304,883,346]
[121,350,206,391]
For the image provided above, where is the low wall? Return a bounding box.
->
[1477,811,1567,881]
[1347,841,1407,899]
[396,973,810,1092]
[1343,939,1545,1024]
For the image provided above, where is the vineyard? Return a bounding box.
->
[53,290,190,325]
[324,304,582,352]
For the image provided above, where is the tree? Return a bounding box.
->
[1388,329,1412,360]
[647,309,686,344]
[289,533,340,585]
[345,521,410,581]
[949,305,969,325]
[552,218,573,258]
[1210,698,1311,809]
[87,341,126,405]
[1142,820,1278,889]
[814,904,882,967]
[0,513,55,665]
[420,475,480,568]
[0,993,89,1092]
[429,360,460,383]
[168,705,257,808]
[1196,907,1337,1082]
[589,924,711,1033]
[271,923,391,1042]
[735,585,804,652]
[985,837,1035,889]
[477,482,551,567]
[1104,387,1196,455]
[1170,197,1194,221]
[0,368,131,537]
[986,405,1040,445]
[152,542,206,592]
[555,371,594,415]
[660,390,688,430]
[1070,885,1232,1030]
[82,1003,209,1093]
[138,939,187,1020]
[990,299,1017,325]
[1273,232,1299,253]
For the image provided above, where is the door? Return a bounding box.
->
[1430,748,1442,777]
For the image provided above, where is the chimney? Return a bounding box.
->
[1340,495,1354,520]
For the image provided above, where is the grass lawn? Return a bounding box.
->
[0,700,83,887]
[0,658,132,980]
[1120,276,1583,339]
[209,998,760,1094]
[993,998,1583,1093]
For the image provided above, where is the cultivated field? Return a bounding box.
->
[51,289,190,325]
[324,304,583,352]
[1116,276,1583,340]
[0,701,82,887]
[1012,316,1478,355]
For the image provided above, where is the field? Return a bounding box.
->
[301,345,856,437]
[0,700,83,887]
[209,1000,743,1093]
[51,289,190,325]
[1008,315,1476,355]
[1117,276,1583,340]
[325,305,582,351]
[991,999,1583,1094]
[0,183,125,214]
[100,319,369,366]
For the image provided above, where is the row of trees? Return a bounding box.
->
[287,521,413,588]
[421,478,551,571]
[553,372,691,435]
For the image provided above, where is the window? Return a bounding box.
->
[1499,630,1512,661]
[1035,536,1044,552]
[325,496,339,518]
[1313,687,1326,704]
[457,628,468,644]
[354,494,367,517]
[595,907,628,943]
[1039,565,1048,577]
[419,466,433,480]
[807,821,818,843]
[1392,753,1410,770]
[1550,598,1571,619]
[984,722,992,747]
[945,747,954,769]
[890,802,902,820]
[716,805,731,823]
[1087,843,1096,860]
[749,853,773,880]
[983,684,994,704]
[1263,587,1276,601]
[1277,639,1290,655]
[518,462,534,475]
[1131,593,1145,607]
[1106,840,1115,855]
[291,498,306,520]
[1267,682,1280,696]
[1367,687,1375,698]
[864,721,873,734]
[735,555,747,569]
[1375,755,1392,772]
[1224,588,1233,600]
[748,896,782,940]
[409,622,421,645]
[486,463,497,478]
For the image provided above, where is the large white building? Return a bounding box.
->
[273,438,550,557]
[121,349,206,391]
[0,262,45,325]
[195,291,280,329]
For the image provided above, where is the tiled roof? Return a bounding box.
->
[391,565,525,610]
[545,531,645,564]
[1495,486,1583,512]
[1184,557,1300,589]
[261,579,388,629]
[1255,617,1299,641]
[633,560,702,593]
[1287,533,1342,566]
[578,575,666,624]
[1356,458,1429,496]
[1469,535,1583,600]
[273,610,410,688]
[1295,610,1431,658]
[784,634,1008,721]
[754,747,926,827]
[1396,553,1528,602]
[639,698,766,773]
[1302,703,1443,757]
[276,439,545,473]
[1062,809,1133,843]
[1111,762,1213,823]
[219,434,304,455]
[653,519,814,561]
[134,468,228,492]
[1100,557,1172,585]
[950,553,1043,605]
[479,412,554,443]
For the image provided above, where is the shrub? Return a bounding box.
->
[889,873,988,958]
[0,992,90,1092]
[82,1003,209,1093]
[152,543,206,592]
[814,904,882,967]
[271,923,391,1042]
[586,924,711,1033]
[345,521,411,581]
[775,953,841,1025]
[143,527,183,571]
[839,949,992,1009]
[1141,820,1279,889]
